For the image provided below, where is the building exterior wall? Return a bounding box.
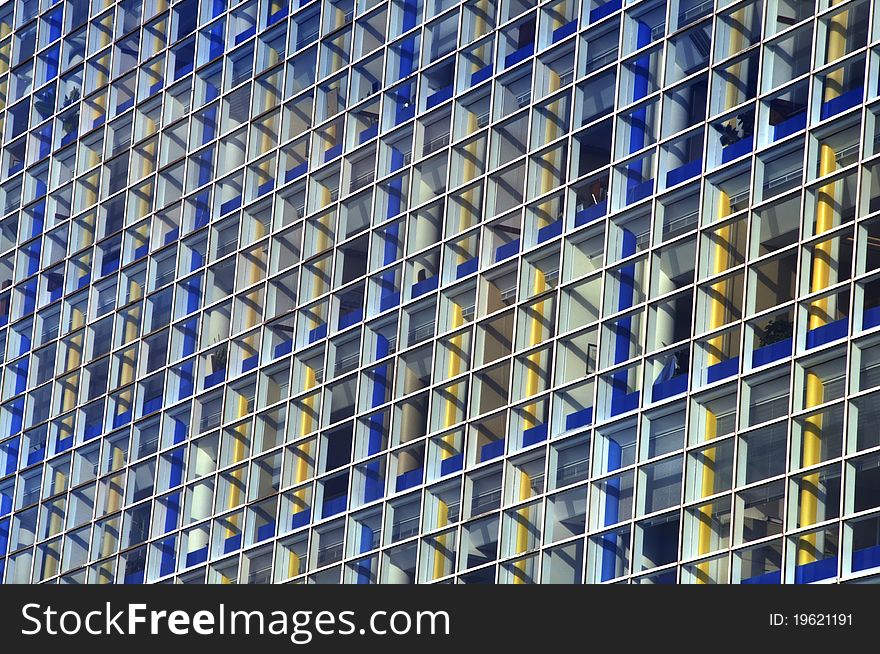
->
[0,0,879,584]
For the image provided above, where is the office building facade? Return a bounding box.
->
[0,0,879,584]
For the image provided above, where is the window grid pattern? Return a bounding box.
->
[0,0,879,584]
